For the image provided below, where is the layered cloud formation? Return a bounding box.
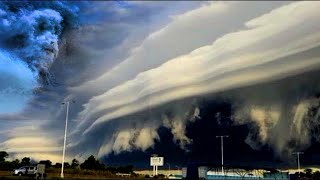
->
[72,1,320,158]
[1,1,320,164]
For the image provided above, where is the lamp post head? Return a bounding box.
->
[292,152,304,155]
[61,100,75,105]
[216,135,229,138]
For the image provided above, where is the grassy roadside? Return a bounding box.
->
[0,171,166,180]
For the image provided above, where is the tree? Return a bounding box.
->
[64,162,71,169]
[0,151,8,162]
[21,157,31,165]
[0,161,13,171]
[71,159,79,168]
[305,168,313,178]
[39,160,52,168]
[80,155,105,170]
[53,163,62,168]
[11,159,20,169]
[117,165,134,174]
[313,171,320,180]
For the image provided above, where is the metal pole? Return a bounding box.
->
[153,165,155,176]
[61,101,70,178]
[216,135,229,175]
[293,152,303,177]
[167,163,171,176]
[221,136,224,175]
[298,153,300,176]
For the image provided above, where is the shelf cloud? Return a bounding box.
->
[73,1,320,157]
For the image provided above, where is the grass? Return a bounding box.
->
[0,170,167,180]
[45,168,119,178]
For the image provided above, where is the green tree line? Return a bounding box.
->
[0,151,133,174]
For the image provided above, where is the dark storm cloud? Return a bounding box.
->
[231,68,320,158]
[71,1,320,162]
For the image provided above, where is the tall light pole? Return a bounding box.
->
[60,100,74,178]
[216,135,229,175]
[166,163,171,176]
[293,152,304,177]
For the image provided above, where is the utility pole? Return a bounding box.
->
[61,100,74,178]
[293,152,304,177]
[216,135,229,175]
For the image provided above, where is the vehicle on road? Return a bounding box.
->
[13,166,38,177]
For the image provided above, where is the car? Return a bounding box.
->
[13,166,37,177]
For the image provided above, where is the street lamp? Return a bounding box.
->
[60,100,74,178]
[293,152,304,177]
[216,135,229,175]
[166,163,171,176]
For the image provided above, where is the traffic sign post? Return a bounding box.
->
[37,164,46,180]
[150,156,164,176]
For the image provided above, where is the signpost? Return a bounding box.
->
[37,164,46,180]
[150,156,164,176]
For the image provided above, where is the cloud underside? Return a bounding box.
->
[81,2,320,131]
[69,2,320,157]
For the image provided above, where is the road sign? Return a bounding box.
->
[150,157,164,166]
[37,164,46,174]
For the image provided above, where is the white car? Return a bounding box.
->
[13,166,37,176]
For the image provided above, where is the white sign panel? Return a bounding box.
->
[150,157,164,166]
[37,164,46,174]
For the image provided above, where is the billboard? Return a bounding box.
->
[150,157,164,166]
